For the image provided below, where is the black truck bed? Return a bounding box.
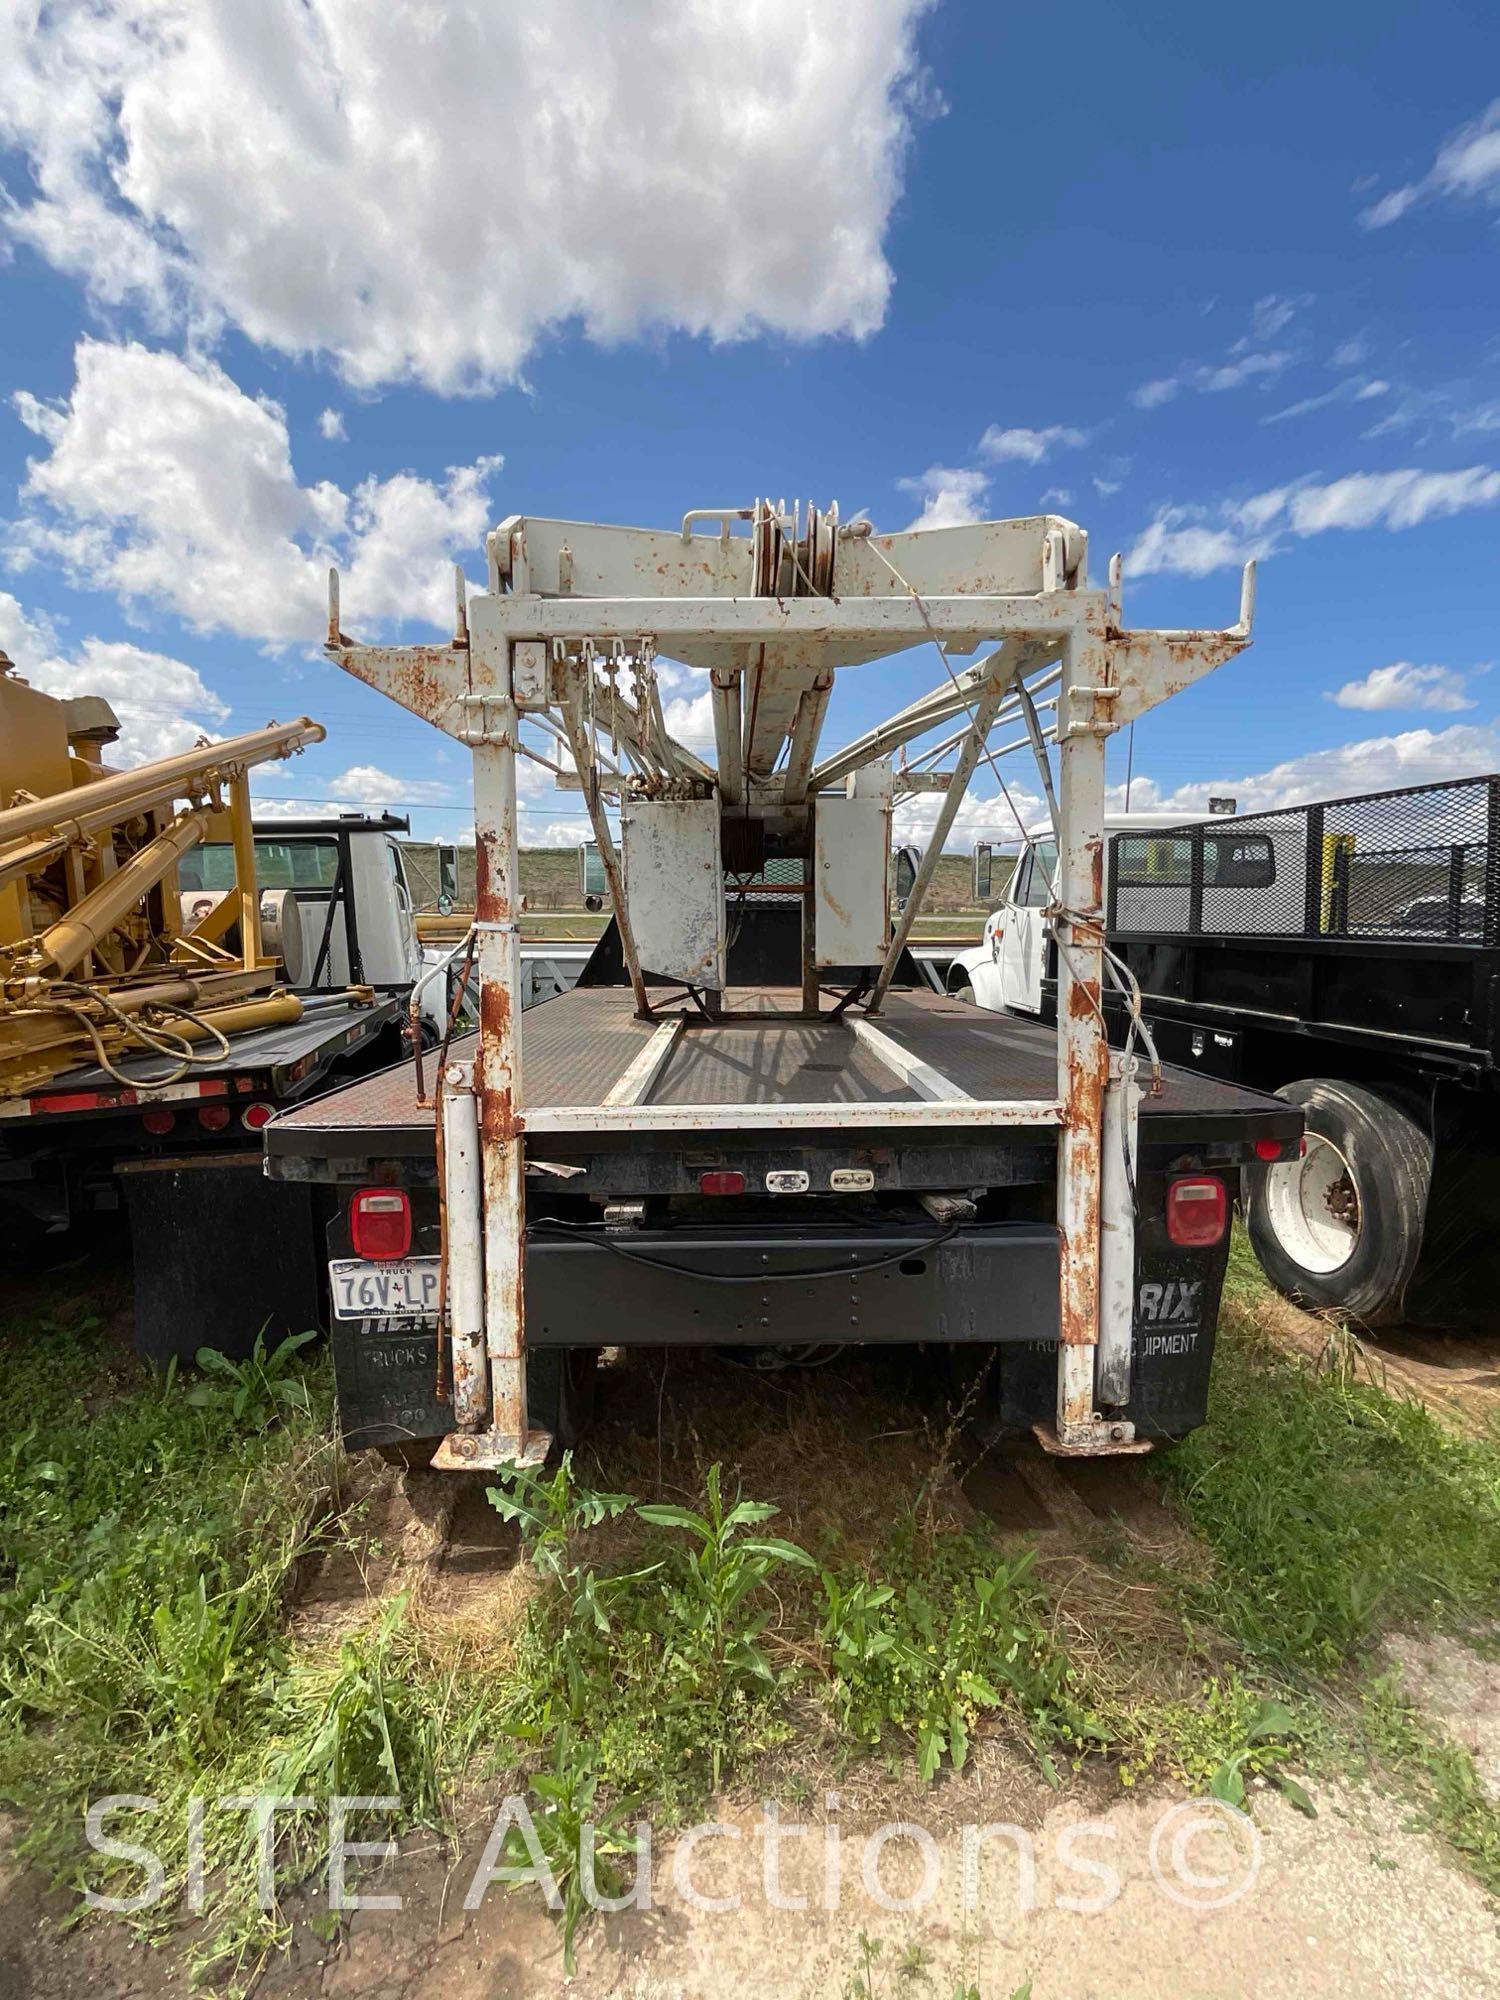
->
[4,997,400,1127]
[266,985,1296,1173]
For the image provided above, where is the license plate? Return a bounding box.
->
[329,1256,441,1323]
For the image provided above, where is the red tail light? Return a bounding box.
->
[142,1108,174,1135]
[197,1103,231,1132]
[241,1102,274,1131]
[699,1170,746,1196]
[1166,1176,1227,1248]
[1253,1137,1284,1161]
[351,1188,411,1260]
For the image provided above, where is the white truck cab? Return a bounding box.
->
[178,813,441,1029]
[949,812,1257,1015]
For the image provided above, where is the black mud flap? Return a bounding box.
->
[328,1319,587,1454]
[122,1152,323,1368]
[994,1167,1230,1442]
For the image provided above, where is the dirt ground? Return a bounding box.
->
[4,1296,1499,1999]
[6,1761,1498,1999]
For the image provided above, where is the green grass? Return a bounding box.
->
[1154,1235,1500,1675]
[3,1240,1500,1980]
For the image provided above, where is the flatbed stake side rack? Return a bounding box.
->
[266,499,1297,1466]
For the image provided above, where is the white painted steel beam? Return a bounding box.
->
[602,1017,685,1107]
[849,1019,971,1104]
[522,1097,1062,1133]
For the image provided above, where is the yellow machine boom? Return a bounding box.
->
[0,653,325,1096]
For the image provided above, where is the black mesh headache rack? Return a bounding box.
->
[1107,774,1500,946]
[1101,774,1500,1074]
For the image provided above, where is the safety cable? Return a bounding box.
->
[863,537,1163,1094]
[529,1216,960,1285]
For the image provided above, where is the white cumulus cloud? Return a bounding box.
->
[977,424,1087,464]
[1329,662,1478,713]
[0,0,936,394]
[318,408,346,441]
[898,465,990,531]
[1128,465,1500,576]
[0,588,229,767]
[324,764,455,809]
[11,340,499,644]
[1359,98,1500,230]
[1127,721,1500,819]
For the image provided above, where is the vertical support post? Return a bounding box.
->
[439,1060,488,1433]
[1304,804,1325,936]
[1188,828,1205,935]
[801,816,820,1017]
[1447,843,1466,941]
[1095,1059,1140,1408]
[1486,778,1500,949]
[711,670,744,808]
[868,678,1006,1013]
[1053,627,1110,1447]
[433,666,547,1470]
[228,769,264,971]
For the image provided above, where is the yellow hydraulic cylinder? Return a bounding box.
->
[0,717,325,850]
[31,810,211,979]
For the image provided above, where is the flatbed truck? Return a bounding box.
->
[264,498,1295,1466]
[958,776,1500,1330]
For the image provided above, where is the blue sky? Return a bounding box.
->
[2,0,1499,849]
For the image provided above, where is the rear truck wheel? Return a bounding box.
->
[1243,1079,1432,1327]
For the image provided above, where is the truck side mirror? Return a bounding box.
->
[893,845,921,908]
[973,842,993,902]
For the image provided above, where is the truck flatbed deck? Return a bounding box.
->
[267,985,1295,1167]
[3,996,399,1125]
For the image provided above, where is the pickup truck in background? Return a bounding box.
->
[954,776,1500,1333]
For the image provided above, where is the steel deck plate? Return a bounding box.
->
[266,983,1290,1157]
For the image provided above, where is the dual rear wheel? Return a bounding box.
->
[1243,1078,1432,1327]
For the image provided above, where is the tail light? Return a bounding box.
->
[142,1108,174,1135]
[351,1188,411,1260]
[197,1103,231,1132]
[241,1102,274,1131]
[1166,1176,1227,1248]
[699,1170,745,1196]
[1253,1137,1284,1161]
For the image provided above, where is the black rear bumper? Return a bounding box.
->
[328,1185,1232,1450]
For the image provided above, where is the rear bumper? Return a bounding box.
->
[327,1192,1233,1450]
[525,1221,1057,1346]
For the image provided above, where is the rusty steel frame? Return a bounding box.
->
[323,516,1254,1467]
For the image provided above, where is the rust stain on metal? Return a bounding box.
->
[342,643,456,724]
[1087,838,1103,911]
[451,1351,487,1425]
[479,979,523,1144]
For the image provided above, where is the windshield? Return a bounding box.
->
[179,838,340,893]
[1018,841,1058,906]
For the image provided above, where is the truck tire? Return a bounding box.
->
[1243,1079,1431,1327]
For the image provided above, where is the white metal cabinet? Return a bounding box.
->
[621,798,725,988]
[813,794,891,966]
